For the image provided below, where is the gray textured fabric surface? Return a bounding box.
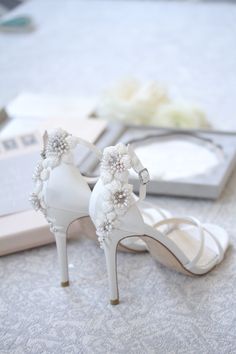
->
[0,1,236,353]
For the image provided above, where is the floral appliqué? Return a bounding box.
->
[101,143,132,184]
[95,144,134,247]
[30,128,78,218]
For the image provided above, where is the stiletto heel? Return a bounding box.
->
[89,143,229,304]
[103,237,119,305]
[30,129,102,286]
[54,230,69,287]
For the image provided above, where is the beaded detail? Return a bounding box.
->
[29,192,45,214]
[95,144,135,247]
[96,215,120,245]
[29,128,78,218]
[46,129,69,158]
[104,180,133,215]
[101,143,132,184]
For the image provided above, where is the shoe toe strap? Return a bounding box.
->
[152,216,224,269]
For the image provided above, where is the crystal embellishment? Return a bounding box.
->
[101,143,132,184]
[107,181,133,214]
[46,129,69,158]
[30,128,79,219]
[95,144,136,247]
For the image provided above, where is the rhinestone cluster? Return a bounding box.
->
[107,153,126,173]
[30,128,78,222]
[112,188,130,209]
[97,219,114,236]
[95,143,134,247]
[96,216,120,245]
[100,143,132,184]
[46,130,69,158]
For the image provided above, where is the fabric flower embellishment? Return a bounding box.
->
[104,180,133,216]
[45,128,69,158]
[96,212,120,245]
[101,143,131,183]
[43,128,78,163]
[30,128,79,217]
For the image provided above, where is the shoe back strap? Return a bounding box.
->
[128,144,150,202]
[76,137,102,160]
[75,137,102,184]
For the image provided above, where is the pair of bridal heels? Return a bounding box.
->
[30,128,229,305]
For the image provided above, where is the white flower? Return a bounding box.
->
[101,143,131,183]
[96,79,210,129]
[96,79,169,125]
[45,128,69,158]
[31,128,79,219]
[44,128,79,164]
[104,180,133,215]
[152,102,210,129]
[96,212,119,238]
[95,142,139,243]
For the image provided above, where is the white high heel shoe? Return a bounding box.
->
[30,129,170,287]
[30,129,102,286]
[89,143,230,305]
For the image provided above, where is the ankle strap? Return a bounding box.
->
[73,136,102,184]
[128,144,150,202]
[75,136,102,160]
[43,130,102,160]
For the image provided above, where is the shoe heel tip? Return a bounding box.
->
[110,299,119,305]
[61,281,70,287]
